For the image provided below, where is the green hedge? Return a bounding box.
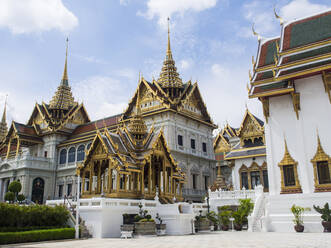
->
[0,228,75,245]
[0,203,69,228]
[0,226,67,233]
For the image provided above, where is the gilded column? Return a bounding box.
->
[141,166,145,194]
[116,172,120,193]
[148,162,152,193]
[163,159,166,194]
[6,138,11,158]
[15,139,20,157]
[82,170,86,194]
[108,160,112,193]
[97,161,101,194]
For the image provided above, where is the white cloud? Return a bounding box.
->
[119,0,130,6]
[280,0,331,22]
[0,0,78,34]
[72,76,129,120]
[139,0,217,28]
[198,63,262,128]
[240,0,331,38]
[241,1,277,37]
[180,59,192,70]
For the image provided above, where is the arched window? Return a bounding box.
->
[68,147,76,163]
[77,145,85,161]
[87,143,91,150]
[59,149,67,164]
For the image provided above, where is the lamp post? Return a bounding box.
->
[75,173,80,239]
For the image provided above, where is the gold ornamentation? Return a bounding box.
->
[260,97,270,123]
[252,23,261,41]
[311,133,331,192]
[273,7,284,25]
[49,38,76,110]
[237,108,264,147]
[278,139,302,194]
[157,17,183,96]
[238,162,268,191]
[291,91,300,120]
[0,96,8,142]
[322,71,331,103]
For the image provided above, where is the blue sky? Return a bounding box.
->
[0,0,330,130]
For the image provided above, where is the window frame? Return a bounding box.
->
[191,139,196,150]
[59,149,67,165]
[68,147,76,163]
[311,135,331,192]
[77,145,85,162]
[202,142,207,153]
[178,135,183,146]
[278,140,302,194]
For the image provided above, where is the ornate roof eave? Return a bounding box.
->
[311,134,330,162]
[178,82,214,125]
[236,108,264,137]
[121,77,170,121]
[279,139,297,166]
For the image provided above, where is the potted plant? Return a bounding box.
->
[218,206,232,231]
[291,204,311,232]
[313,203,331,232]
[134,203,156,235]
[155,213,166,235]
[232,199,254,231]
[206,211,218,231]
[195,215,210,232]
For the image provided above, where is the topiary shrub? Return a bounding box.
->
[8,181,22,195]
[4,192,15,203]
[17,194,25,203]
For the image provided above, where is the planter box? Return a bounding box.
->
[134,222,156,235]
[195,218,211,232]
[156,224,166,236]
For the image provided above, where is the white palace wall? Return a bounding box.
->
[263,74,331,232]
[266,74,331,195]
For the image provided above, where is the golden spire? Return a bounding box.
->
[0,95,8,142]
[62,37,69,85]
[166,17,172,60]
[157,17,183,96]
[128,77,147,140]
[49,38,75,110]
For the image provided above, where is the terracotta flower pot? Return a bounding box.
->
[322,221,331,232]
[294,224,304,232]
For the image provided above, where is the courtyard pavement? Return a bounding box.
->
[5,231,331,248]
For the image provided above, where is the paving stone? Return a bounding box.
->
[6,231,331,248]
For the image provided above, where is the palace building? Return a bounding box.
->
[248,9,331,232]
[0,23,216,203]
[212,109,268,192]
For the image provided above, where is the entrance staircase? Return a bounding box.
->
[63,197,92,238]
[248,185,266,232]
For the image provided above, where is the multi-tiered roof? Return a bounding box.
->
[249,10,331,120]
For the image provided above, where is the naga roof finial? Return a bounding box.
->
[252,23,262,41]
[274,7,284,25]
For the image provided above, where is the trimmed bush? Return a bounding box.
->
[0,203,69,229]
[17,194,25,203]
[0,226,66,233]
[4,192,15,202]
[8,181,22,194]
[0,228,75,245]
